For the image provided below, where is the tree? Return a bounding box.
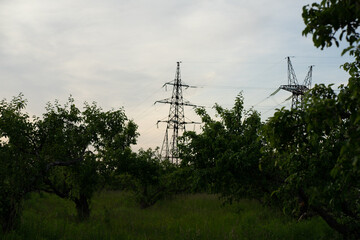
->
[130,149,168,208]
[262,83,360,238]
[179,93,267,201]
[38,97,138,220]
[109,148,178,209]
[0,94,138,229]
[0,95,42,232]
[280,1,360,237]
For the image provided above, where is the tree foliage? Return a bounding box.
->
[109,148,180,209]
[0,95,41,232]
[254,2,360,237]
[262,81,360,238]
[38,97,138,220]
[179,94,267,201]
[0,95,138,229]
[302,0,360,55]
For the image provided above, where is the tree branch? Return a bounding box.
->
[42,178,70,199]
[298,187,351,237]
[46,157,83,172]
[312,205,350,237]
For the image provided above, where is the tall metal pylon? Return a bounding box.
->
[279,57,314,109]
[155,61,199,164]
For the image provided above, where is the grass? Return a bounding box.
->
[1,191,341,240]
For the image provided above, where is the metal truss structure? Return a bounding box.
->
[280,57,313,109]
[155,62,199,164]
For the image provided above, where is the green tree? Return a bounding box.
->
[39,97,138,220]
[0,94,138,228]
[270,1,360,237]
[0,95,42,232]
[180,93,267,201]
[262,83,360,238]
[110,148,177,208]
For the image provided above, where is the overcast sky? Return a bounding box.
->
[0,0,353,151]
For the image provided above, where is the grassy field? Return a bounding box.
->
[2,191,341,240]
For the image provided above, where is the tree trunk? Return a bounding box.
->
[139,184,149,209]
[312,205,353,239]
[1,200,21,233]
[74,194,90,221]
[298,188,357,239]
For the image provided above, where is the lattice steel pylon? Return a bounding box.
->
[155,62,199,164]
[279,57,314,109]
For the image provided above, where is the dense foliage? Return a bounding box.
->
[177,78,360,238]
[110,148,177,208]
[0,95,41,232]
[38,98,138,220]
[262,82,360,238]
[175,2,360,238]
[179,94,268,201]
[302,0,360,55]
[0,96,139,231]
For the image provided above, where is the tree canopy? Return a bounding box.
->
[302,0,360,55]
[0,95,139,230]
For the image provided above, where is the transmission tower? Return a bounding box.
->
[155,62,199,164]
[279,57,313,109]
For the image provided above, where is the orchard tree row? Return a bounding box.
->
[0,94,192,233]
[179,1,360,238]
[179,82,359,238]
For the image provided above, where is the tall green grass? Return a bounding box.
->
[1,191,341,240]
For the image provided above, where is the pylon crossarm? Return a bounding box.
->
[280,85,309,95]
[183,102,197,107]
[156,120,168,128]
[183,121,201,125]
[157,120,168,124]
[182,99,197,107]
[278,58,314,109]
[163,82,190,88]
[154,98,172,105]
[155,99,197,107]
[164,82,198,89]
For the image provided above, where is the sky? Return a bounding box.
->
[0,0,354,152]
